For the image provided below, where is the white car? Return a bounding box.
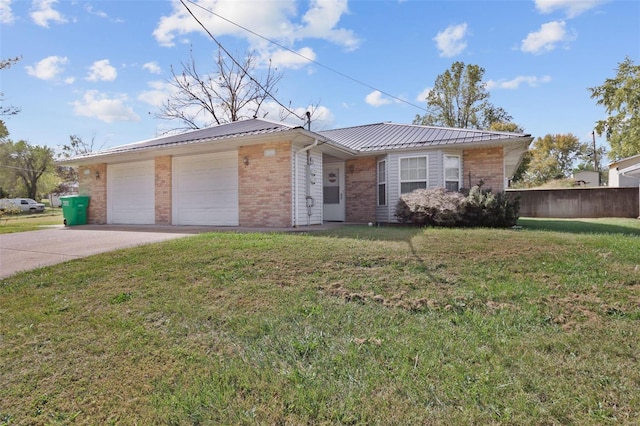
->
[0,198,46,213]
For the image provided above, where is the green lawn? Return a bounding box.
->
[0,208,63,234]
[1,220,639,424]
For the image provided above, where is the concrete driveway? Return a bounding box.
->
[0,223,343,279]
[0,225,197,279]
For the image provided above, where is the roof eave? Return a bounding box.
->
[56,127,318,166]
[349,135,534,156]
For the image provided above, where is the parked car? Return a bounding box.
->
[0,198,46,213]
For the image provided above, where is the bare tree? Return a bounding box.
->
[1,56,21,116]
[156,49,283,131]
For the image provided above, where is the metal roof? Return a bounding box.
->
[67,119,302,161]
[318,122,531,152]
[60,118,533,163]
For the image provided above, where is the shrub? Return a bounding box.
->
[395,186,520,228]
[462,185,520,228]
[395,187,465,227]
[0,201,22,222]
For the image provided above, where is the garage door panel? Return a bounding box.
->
[108,161,155,225]
[173,152,238,226]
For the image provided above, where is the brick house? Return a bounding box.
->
[58,118,533,227]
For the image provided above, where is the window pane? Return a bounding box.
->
[324,186,340,204]
[445,169,459,180]
[378,161,386,183]
[444,156,460,179]
[445,181,459,192]
[378,183,386,206]
[401,181,427,194]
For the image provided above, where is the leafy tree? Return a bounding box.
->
[589,57,640,160]
[1,56,21,116]
[413,61,518,130]
[156,49,283,131]
[0,133,55,199]
[523,133,587,186]
[489,121,524,133]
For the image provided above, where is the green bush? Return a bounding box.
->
[462,185,520,228]
[395,185,520,228]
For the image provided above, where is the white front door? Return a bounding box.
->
[323,163,345,221]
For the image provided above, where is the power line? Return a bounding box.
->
[179,0,306,122]
[184,0,428,113]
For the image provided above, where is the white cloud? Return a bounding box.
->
[365,90,391,107]
[142,62,162,74]
[534,0,605,18]
[269,47,316,69]
[433,23,468,58]
[72,90,140,123]
[84,4,107,19]
[153,0,359,58]
[415,87,432,102]
[86,59,117,82]
[138,80,171,107]
[298,0,360,51]
[521,20,576,54]
[30,0,67,28]
[25,55,69,80]
[485,75,552,90]
[0,0,15,24]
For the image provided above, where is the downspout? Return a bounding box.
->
[293,138,319,227]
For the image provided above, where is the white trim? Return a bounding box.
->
[398,155,429,194]
[443,154,461,191]
[377,159,387,206]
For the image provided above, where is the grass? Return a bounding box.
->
[1,219,639,424]
[0,208,63,234]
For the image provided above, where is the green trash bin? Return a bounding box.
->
[60,195,90,226]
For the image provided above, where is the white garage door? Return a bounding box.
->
[107,161,155,224]
[173,152,238,226]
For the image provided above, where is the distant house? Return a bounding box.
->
[57,118,533,227]
[608,154,640,187]
[572,170,600,187]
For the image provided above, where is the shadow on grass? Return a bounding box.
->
[313,224,426,242]
[518,218,640,236]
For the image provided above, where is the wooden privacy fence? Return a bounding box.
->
[507,187,640,218]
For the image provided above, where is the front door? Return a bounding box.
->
[323,163,345,221]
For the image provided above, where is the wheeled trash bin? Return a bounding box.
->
[60,195,90,226]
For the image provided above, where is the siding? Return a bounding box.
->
[293,148,323,226]
[382,150,442,222]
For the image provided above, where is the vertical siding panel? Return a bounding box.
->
[294,148,323,226]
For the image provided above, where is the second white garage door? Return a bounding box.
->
[172,152,239,226]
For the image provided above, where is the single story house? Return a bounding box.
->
[609,154,640,187]
[58,118,533,227]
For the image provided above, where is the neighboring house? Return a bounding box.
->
[572,170,600,187]
[58,118,533,227]
[609,154,640,187]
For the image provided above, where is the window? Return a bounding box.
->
[444,155,461,192]
[400,156,427,194]
[377,160,386,206]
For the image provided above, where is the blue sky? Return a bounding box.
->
[1,0,638,159]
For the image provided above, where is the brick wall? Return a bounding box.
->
[155,156,172,225]
[463,147,504,191]
[238,142,292,227]
[345,157,377,223]
[78,164,107,224]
